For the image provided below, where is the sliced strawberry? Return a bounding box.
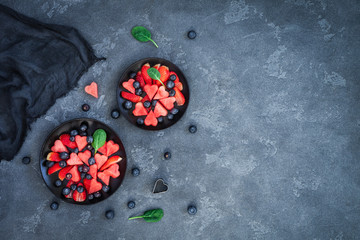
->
[133,102,148,116]
[121,91,142,103]
[143,84,158,100]
[72,183,86,202]
[98,172,110,185]
[175,81,183,91]
[65,180,74,198]
[47,152,62,162]
[84,81,98,98]
[141,63,152,85]
[67,166,81,182]
[153,63,161,70]
[78,150,91,165]
[84,178,102,194]
[95,153,108,170]
[60,134,77,149]
[88,164,98,179]
[106,140,119,156]
[141,94,150,103]
[51,140,68,153]
[99,156,122,172]
[47,163,61,175]
[153,86,169,100]
[174,87,185,106]
[159,97,176,110]
[158,65,170,86]
[144,110,158,126]
[75,135,87,151]
[58,165,73,181]
[154,102,168,118]
[67,153,83,165]
[136,71,146,88]
[122,78,136,94]
[102,164,120,178]
[97,143,107,155]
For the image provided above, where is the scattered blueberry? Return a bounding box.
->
[59,160,67,168]
[87,136,93,144]
[170,108,179,115]
[80,124,88,132]
[59,152,69,160]
[135,88,142,96]
[102,185,110,192]
[66,173,72,180]
[111,109,120,119]
[127,201,136,209]
[136,118,144,125]
[158,117,164,123]
[129,72,137,79]
[22,156,31,165]
[167,113,174,120]
[83,165,90,173]
[164,152,171,160]
[151,100,158,107]
[187,30,197,39]
[88,157,95,166]
[50,202,59,210]
[81,172,86,179]
[168,89,176,97]
[94,192,101,198]
[62,187,71,196]
[86,144,93,151]
[143,101,151,108]
[78,165,84,172]
[131,168,140,177]
[77,186,84,193]
[73,148,79,154]
[54,179,62,187]
[187,205,197,215]
[133,81,140,89]
[86,174,92,180]
[189,125,197,133]
[169,74,177,81]
[123,101,133,110]
[88,194,94,200]
[80,131,87,136]
[70,184,77,191]
[166,80,175,89]
[46,161,55,168]
[105,210,114,219]
[82,104,90,112]
[70,129,78,136]
[69,136,75,142]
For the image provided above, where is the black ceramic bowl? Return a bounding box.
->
[117,58,190,130]
[39,118,127,205]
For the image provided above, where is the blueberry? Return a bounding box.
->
[80,131,87,136]
[86,144,93,151]
[59,160,67,168]
[88,194,94,200]
[22,156,31,165]
[187,206,197,215]
[80,124,88,132]
[70,129,78,136]
[164,152,171,160]
[83,165,90,173]
[129,72,137,79]
[151,100,158,107]
[73,148,79,154]
[105,210,114,219]
[189,125,197,133]
[102,185,110,192]
[166,80,175,89]
[81,172,86,179]
[82,104,90,112]
[167,113,174,120]
[136,118,144,125]
[157,117,164,123]
[131,168,140,177]
[59,152,69,160]
[133,81,140,89]
[143,101,151,108]
[87,136,93,144]
[123,101,133,110]
[127,201,136,209]
[54,179,62,187]
[88,157,95,166]
[169,74,177,81]
[187,30,197,39]
[69,136,75,142]
[50,202,59,210]
[86,174,92,180]
[78,165,84,172]
[46,161,55,168]
[94,192,101,198]
[70,184,77,191]
[135,88,142,96]
[62,187,71,196]
[77,186,84,193]
[66,173,72,180]
[168,89,176,97]
[111,109,120,119]
[170,108,179,115]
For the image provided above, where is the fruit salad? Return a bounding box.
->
[120,62,186,127]
[46,123,122,202]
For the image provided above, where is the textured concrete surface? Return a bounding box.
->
[0,0,360,239]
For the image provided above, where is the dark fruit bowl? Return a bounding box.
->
[39,118,127,205]
[117,57,190,130]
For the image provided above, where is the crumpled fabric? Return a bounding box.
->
[0,4,102,161]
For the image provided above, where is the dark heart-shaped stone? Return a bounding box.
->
[152,178,168,194]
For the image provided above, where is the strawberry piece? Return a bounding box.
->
[73,183,86,202]
[133,102,148,116]
[67,153,83,165]
[159,97,176,110]
[58,165,73,181]
[84,178,102,194]
[136,71,146,88]
[75,135,87,151]
[47,163,61,175]
[95,153,108,170]
[65,180,74,199]
[174,87,185,106]
[88,164,98,179]
[84,81,98,98]
[67,166,81,182]
[97,143,107,155]
[60,134,77,149]
[153,63,161,70]
[78,150,91,165]
[106,140,119,156]
[51,140,68,153]
[141,94,150,103]
[122,79,135,94]
[46,152,62,162]
[158,65,170,86]
[175,81,183,91]
[99,155,122,172]
[153,86,170,100]
[102,164,120,178]
[98,172,110,185]
[154,102,168,118]
[144,110,158,126]
[121,91,142,103]
[141,63,153,85]
[143,84,158,100]
[169,71,183,90]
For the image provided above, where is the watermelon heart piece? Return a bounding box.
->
[84,178,102,194]
[51,140,68,153]
[98,172,110,185]
[95,153,108,170]
[88,164,98,179]
[106,140,119,157]
[97,142,107,155]
[67,153,83,165]
[99,155,122,172]
[154,102,168,118]
[121,91,143,103]
[174,87,185,106]
[60,134,77,149]
[143,84,158,101]
[136,71,146,88]
[159,97,176,110]
[84,81,98,98]
[78,150,91,165]
[47,163,62,175]
[144,110,158,126]
[58,165,73,181]
[67,166,81,182]
[133,102,148,116]
[47,152,62,162]
[75,135,87,151]
[141,63,153,85]
[102,164,120,178]
[122,79,136,94]
[153,86,169,100]
[72,183,86,202]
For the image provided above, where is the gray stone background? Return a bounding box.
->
[0,0,359,239]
